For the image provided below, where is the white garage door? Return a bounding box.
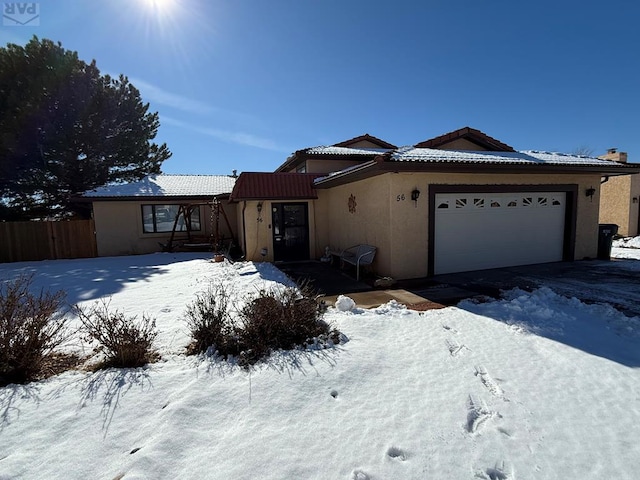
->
[434,192,566,275]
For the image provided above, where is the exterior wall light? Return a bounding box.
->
[411,189,420,208]
[257,202,263,214]
[633,197,639,204]
[585,187,596,201]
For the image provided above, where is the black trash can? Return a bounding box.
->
[597,224,619,260]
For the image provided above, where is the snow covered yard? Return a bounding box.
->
[1,249,640,480]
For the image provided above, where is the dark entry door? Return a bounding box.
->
[272,203,310,261]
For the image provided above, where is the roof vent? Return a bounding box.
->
[608,148,617,154]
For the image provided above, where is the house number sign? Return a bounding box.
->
[396,194,406,201]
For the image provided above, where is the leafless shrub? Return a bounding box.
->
[185,284,236,355]
[0,275,68,386]
[184,281,339,366]
[74,300,157,369]
[236,284,338,365]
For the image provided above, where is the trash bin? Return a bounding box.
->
[597,224,619,260]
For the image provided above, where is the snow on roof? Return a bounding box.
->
[390,147,626,166]
[82,174,237,198]
[305,146,391,156]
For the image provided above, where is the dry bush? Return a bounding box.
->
[0,275,68,386]
[236,285,337,365]
[185,284,236,355]
[74,300,157,369]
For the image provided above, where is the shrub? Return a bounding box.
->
[184,281,340,366]
[0,275,68,386]
[75,300,158,368]
[236,285,337,365]
[185,284,235,355]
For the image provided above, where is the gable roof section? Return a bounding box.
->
[82,174,236,200]
[314,148,640,188]
[230,173,321,201]
[274,134,395,172]
[415,127,516,152]
[333,133,397,149]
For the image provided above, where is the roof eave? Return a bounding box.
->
[381,161,640,176]
[76,193,231,202]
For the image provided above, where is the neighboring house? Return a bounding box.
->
[231,127,640,279]
[598,149,639,237]
[81,174,237,257]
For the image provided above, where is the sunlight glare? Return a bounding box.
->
[142,0,176,15]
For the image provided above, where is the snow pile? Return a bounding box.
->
[1,253,640,479]
[613,236,640,249]
[612,236,640,261]
[335,294,356,312]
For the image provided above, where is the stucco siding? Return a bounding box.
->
[318,172,601,279]
[305,159,368,174]
[599,174,640,236]
[323,176,393,275]
[93,200,237,257]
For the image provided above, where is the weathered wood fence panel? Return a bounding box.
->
[0,220,97,263]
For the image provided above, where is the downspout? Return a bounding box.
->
[241,201,247,259]
[601,175,609,185]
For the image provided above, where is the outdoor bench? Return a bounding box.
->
[337,244,377,281]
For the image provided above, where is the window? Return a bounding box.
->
[142,204,201,233]
[455,198,467,208]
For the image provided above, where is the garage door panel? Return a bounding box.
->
[434,192,566,275]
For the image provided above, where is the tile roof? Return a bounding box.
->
[230,173,321,201]
[415,126,516,152]
[332,134,397,149]
[305,146,391,156]
[82,174,236,198]
[390,147,628,167]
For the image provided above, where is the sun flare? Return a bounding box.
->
[142,0,177,15]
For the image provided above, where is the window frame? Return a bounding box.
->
[141,204,202,234]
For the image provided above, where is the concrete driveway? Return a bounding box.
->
[417,258,640,317]
[278,258,640,316]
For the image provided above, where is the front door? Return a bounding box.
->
[271,203,310,261]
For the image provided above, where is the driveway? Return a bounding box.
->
[418,258,640,317]
[279,258,640,317]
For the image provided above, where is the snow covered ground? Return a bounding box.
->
[1,245,640,480]
[613,235,640,259]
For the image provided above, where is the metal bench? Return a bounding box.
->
[339,244,376,281]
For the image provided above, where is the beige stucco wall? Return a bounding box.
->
[240,200,318,262]
[599,174,640,236]
[305,159,368,174]
[93,200,237,257]
[317,175,394,274]
[437,138,488,151]
[316,172,602,279]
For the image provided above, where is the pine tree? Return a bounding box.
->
[0,36,171,219]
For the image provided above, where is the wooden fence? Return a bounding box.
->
[0,220,97,263]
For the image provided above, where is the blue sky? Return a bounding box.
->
[1,0,638,174]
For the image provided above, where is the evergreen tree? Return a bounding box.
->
[0,36,171,219]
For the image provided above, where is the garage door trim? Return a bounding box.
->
[427,184,578,276]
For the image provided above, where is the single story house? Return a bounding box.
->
[230,127,640,278]
[81,174,237,257]
[81,127,640,279]
[598,149,639,237]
